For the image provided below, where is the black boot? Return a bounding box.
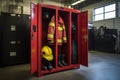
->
[47,62,53,70]
[61,54,67,66]
[58,54,63,67]
[42,65,47,70]
[42,58,53,70]
[42,58,48,70]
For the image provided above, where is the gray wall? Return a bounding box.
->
[0,0,64,14]
[80,0,120,30]
[0,0,36,14]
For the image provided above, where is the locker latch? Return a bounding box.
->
[32,34,34,40]
[33,25,36,32]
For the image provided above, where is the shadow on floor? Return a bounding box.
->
[0,51,120,80]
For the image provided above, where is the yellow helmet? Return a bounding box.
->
[42,46,53,61]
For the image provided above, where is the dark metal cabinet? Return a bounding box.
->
[94,28,117,53]
[0,12,30,66]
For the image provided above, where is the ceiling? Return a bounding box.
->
[50,0,103,9]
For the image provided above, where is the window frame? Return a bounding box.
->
[93,3,116,21]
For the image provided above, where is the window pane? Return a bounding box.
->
[105,4,116,12]
[95,7,104,14]
[105,11,116,19]
[94,14,104,21]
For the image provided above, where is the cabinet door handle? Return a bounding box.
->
[31,25,36,40]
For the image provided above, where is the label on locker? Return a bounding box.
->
[11,14,16,16]
[10,52,16,56]
[10,41,16,44]
[10,25,16,31]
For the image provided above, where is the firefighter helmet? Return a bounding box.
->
[42,46,53,61]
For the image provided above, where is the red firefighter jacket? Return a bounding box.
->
[47,16,67,45]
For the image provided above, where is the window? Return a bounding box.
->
[94,14,104,21]
[105,11,116,19]
[94,3,116,21]
[95,7,104,14]
[105,4,116,19]
[105,4,115,12]
[94,7,104,21]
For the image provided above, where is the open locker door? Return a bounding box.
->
[78,11,88,67]
[30,3,38,75]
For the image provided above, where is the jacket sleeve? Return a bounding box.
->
[47,22,55,43]
[62,25,67,43]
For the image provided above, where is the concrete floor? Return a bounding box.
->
[0,51,120,80]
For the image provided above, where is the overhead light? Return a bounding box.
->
[71,0,85,6]
[68,6,71,8]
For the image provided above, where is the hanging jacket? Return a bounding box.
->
[47,16,67,45]
[47,16,55,43]
[57,17,67,44]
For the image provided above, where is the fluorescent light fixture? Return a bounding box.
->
[71,0,85,6]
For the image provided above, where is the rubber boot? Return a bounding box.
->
[58,54,63,67]
[42,65,47,70]
[61,54,67,66]
[42,58,47,70]
[47,62,53,70]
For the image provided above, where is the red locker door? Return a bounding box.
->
[30,3,38,74]
[78,11,88,67]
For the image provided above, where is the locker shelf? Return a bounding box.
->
[41,64,80,75]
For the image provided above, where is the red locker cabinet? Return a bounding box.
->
[30,3,88,77]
